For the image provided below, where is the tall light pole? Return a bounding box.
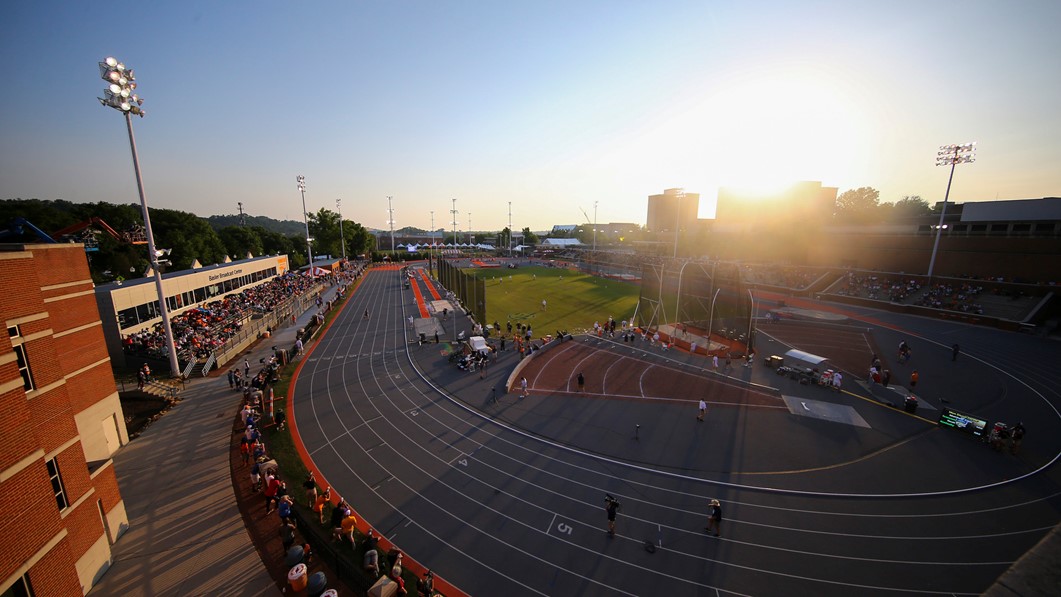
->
[430,210,436,269]
[450,198,458,253]
[336,198,346,261]
[593,200,599,253]
[508,201,513,257]
[297,176,314,276]
[387,196,396,253]
[97,56,179,377]
[467,213,472,245]
[673,188,685,259]
[927,143,976,279]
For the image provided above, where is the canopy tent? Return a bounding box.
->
[784,349,830,368]
[468,335,489,354]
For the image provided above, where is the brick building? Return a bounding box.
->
[0,243,128,596]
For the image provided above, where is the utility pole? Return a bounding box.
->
[673,188,684,259]
[508,201,513,257]
[387,196,395,253]
[593,200,599,253]
[336,198,346,261]
[237,202,245,227]
[450,198,458,250]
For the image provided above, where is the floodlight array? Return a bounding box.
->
[98,56,144,116]
[936,142,976,166]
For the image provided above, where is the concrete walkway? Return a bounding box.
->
[90,284,340,596]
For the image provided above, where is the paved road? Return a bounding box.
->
[292,267,1061,596]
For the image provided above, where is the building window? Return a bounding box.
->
[0,574,35,597]
[46,458,68,511]
[9,326,34,391]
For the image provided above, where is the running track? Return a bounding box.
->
[289,267,1061,596]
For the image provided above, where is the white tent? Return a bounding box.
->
[784,349,830,368]
[468,336,489,354]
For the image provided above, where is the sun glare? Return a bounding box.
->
[613,68,871,196]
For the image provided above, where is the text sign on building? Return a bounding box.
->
[937,408,988,438]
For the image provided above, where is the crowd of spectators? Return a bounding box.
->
[741,264,820,289]
[834,272,923,302]
[124,271,320,361]
[125,262,369,364]
[913,282,985,314]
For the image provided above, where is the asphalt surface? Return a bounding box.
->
[291,266,1061,596]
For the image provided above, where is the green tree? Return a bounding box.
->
[254,226,297,258]
[307,208,342,260]
[893,195,932,218]
[150,208,226,270]
[834,187,881,223]
[344,222,374,257]
[521,226,539,244]
[287,234,310,269]
[217,226,264,259]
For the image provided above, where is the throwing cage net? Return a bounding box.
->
[634,259,755,354]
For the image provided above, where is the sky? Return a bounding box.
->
[2,1,1059,232]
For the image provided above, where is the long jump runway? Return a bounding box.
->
[290,269,1061,596]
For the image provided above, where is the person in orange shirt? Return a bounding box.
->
[313,487,330,524]
[910,369,919,389]
[341,510,358,544]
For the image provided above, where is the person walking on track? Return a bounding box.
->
[520,377,528,398]
[577,372,585,392]
[705,499,722,536]
[697,399,707,422]
[605,495,621,537]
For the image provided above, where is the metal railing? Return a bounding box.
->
[202,351,216,377]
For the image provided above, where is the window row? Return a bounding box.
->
[117,266,278,330]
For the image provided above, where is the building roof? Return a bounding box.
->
[540,238,582,246]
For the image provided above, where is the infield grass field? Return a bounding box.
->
[468,265,640,336]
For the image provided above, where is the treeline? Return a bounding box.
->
[0,199,375,283]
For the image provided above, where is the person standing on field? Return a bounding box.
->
[605,495,621,537]
[705,499,722,536]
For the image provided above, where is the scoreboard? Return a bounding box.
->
[938,408,989,438]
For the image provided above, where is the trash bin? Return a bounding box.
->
[284,545,304,568]
[904,395,918,413]
[288,563,308,592]
[307,571,328,596]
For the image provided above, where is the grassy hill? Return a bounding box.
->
[468,266,640,336]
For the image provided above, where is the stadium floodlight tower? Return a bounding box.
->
[450,198,459,252]
[97,56,180,377]
[927,142,976,280]
[387,196,396,253]
[336,198,346,261]
[297,176,314,276]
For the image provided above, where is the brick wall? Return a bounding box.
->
[66,365,118,415]
[27,537,83,597]
[91,464,122,512]
[0,384,36,472]
[0,468,63,582]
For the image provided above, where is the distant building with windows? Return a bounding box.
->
[646,188,700,233]
[0,243,128,596]
[714,181,838,229]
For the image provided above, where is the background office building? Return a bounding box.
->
[0,243,128,596]
[646,188,700,234]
